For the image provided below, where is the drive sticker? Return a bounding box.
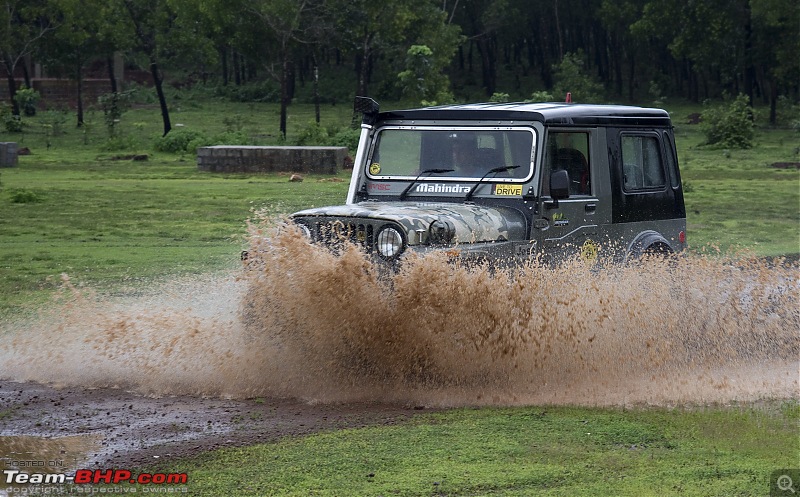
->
[580,239,599,263]
[494,184,523,196]
[369,163,381,175]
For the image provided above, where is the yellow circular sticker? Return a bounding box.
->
[580,239,599,263]
[369,163,381,175]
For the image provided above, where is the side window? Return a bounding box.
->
[621,135,666,191]
[663,132,680,189]
[542,131,591,196]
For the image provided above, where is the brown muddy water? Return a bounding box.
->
[0,222,798,408]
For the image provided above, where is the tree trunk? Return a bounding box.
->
[150,60,171,136]
[357,50,369,96]
[743,0,755,104]
[4,56,20,116]
[107,55,118,93]
[280,53,289,139]
[477,36,496,96]
[312,54,320,123]
[21,61,31,89]
[554,0,564,59]
[233,51,241,85]
[627,56,635,102]
[220,46,228,86]
[76,63,84,126]
[769,78,777,125]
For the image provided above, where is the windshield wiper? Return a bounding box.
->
[399,168,455,200]
[465,165,521,201]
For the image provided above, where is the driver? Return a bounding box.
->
[451,135,481,176]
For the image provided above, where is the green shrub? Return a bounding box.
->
[98,91,133,138]
[295,121,329,146]
[13,86,40,116]
[552,51,604,103]
[186,130,251,152]
[0,102,19,131]
[293,121,361,153]
[330,128,361,154]
[701,94,755,149]
[101,135,139,152]
[526,90,555,102]
[489,92,510,103]
[154,128,208,153]
[9,188,43,203]
[155,128,253,154]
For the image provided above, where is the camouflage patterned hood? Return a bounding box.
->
[292,202,527,245]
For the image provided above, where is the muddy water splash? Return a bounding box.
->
[0,219,797,407]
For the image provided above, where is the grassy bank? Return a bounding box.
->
[0,100,798,315]
[150,403,799,496]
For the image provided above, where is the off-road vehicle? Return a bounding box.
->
[289,97,686,266]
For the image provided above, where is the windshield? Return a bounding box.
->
[367,127,535,181]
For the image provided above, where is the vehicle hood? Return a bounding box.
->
[291,201,527,244]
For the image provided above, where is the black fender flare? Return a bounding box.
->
[625,230,674,262]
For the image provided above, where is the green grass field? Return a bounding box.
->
[1,98,798,495]
[152,404,799,496]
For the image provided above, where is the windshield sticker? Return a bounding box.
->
[415,183,471,194]
[368,183,391,191]
[369,163,381,175]
[494,184,523,196]
[552,212,569,227]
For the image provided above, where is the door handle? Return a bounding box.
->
[585,203,597,213]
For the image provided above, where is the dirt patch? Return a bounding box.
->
[0,381,427,469]
[770,162,800,169]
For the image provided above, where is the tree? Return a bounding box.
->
[750,0,800,123]
[0,0,58,115]
[38,0,126,126]
[114,0,215,136]
[248,0,321,139]
[396,2,461,103]
[329,0,433,98]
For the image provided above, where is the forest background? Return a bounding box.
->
[1,0,799,140]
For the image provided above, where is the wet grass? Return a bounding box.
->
[153,403,799,496]
[672,111,800,256]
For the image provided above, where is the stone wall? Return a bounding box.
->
[0,142,18,167]
[197,146,348,174]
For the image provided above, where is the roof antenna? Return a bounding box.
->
[565,92,572,103]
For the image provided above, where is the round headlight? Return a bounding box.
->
[376,226,405,259]
[295,222,312,239]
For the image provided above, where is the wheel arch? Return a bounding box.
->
[625,230,675,262]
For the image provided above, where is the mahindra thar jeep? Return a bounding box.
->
[289,97,686,266]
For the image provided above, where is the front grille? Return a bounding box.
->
[298,218,380,253]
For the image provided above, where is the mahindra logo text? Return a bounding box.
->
[414,183,471,194]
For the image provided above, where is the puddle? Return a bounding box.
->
[0,435,100,494]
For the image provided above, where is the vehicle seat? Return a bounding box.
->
[555,148,590,195]
[476,147,503,169]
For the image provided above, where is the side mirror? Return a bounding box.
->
[550,169,570,200]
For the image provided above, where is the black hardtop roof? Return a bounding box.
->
[377,102,672,126]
